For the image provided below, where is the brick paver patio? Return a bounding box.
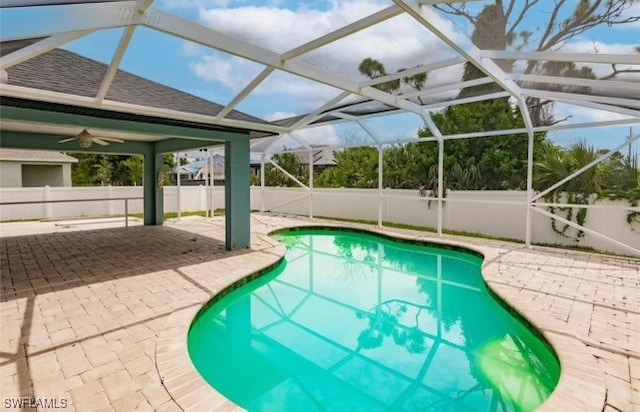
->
[1,214,638,411]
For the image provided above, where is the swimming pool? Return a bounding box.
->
[188,228,560,411]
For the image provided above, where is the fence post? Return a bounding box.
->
[200,184,205,215]
[177,152,182,220]
[44,185,51,219]
[107,185,114,216]
[125,198,129,227]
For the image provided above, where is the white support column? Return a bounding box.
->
[419,112,445,236]
[209,151,215,217]
[437,139,444,236]
[204,153,209,218]
[260,153,265,213]
[44,185,51,219]
[378,144,383,228]
[176,152,181,220]
[308,149,314,220]
[519,98,536,248]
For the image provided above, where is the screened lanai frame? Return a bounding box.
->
[0,0,639,255]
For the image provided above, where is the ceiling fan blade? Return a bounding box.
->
[58,137,77,143]
[92,138,109,146]
[99,137,125,143]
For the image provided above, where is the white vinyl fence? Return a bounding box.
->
[0,186,225,221]
[252,187,639,256]
[0,186,637,256]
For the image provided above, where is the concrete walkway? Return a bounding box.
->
[0,214,638,411]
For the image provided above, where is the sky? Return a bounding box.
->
[1,0,639,153]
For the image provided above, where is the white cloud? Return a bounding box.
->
[188,54,264,91]
[264,111,297,121]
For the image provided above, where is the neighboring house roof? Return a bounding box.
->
[177,155,225,180]
[0,148,78,163]
[3,44,267,126]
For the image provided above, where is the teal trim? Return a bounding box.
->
[154,139,223,154]
[1,106,247,142]
[143,152,163,226]
[225,136,250,250]
[0,131,150,154]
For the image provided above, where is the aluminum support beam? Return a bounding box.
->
[420,92,511,110]
[96,26,137,103]
[356,120,381,145]
[282,6,403,61]
[520,99,536,247]
[176,152,181,220]
[0,30,94,70]
[418,112,444,236]
[510,74,640,93]
[260,153,266,213]
[289,132,312,150]
[309,149,314,219]
[393,0,524,100]
[378,144,383,228]
[532,207,640,256]
[547,99,640,120]
[0,1,138,41]
[360,57,464,88]
[400,77,494,100]
[524,89,640,111]
[266,156,310,190]
[437,139,444,236]
[287,92,351,132]
[533,133,640,202]
[216,67,275,119]
[209,150,215,217]
[1,0,127,7]
[481,50,640,66]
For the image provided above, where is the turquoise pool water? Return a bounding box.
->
[188,229,560,411]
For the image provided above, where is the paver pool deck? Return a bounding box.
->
[1,214,638,411]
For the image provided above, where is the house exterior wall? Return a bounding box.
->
[21,164,64,187]
[0,161,73,187]
[0,162,22,187]
[62,164,72,186]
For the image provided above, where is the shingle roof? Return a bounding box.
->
[5,47,267,125]
[0,148,78,163]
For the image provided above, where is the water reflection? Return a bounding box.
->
[189,230,559,412]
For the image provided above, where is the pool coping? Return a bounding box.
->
[156,222,606,411]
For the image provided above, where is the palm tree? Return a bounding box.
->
[534,140,601,240]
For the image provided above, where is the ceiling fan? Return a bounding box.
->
[57,129,124,149]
